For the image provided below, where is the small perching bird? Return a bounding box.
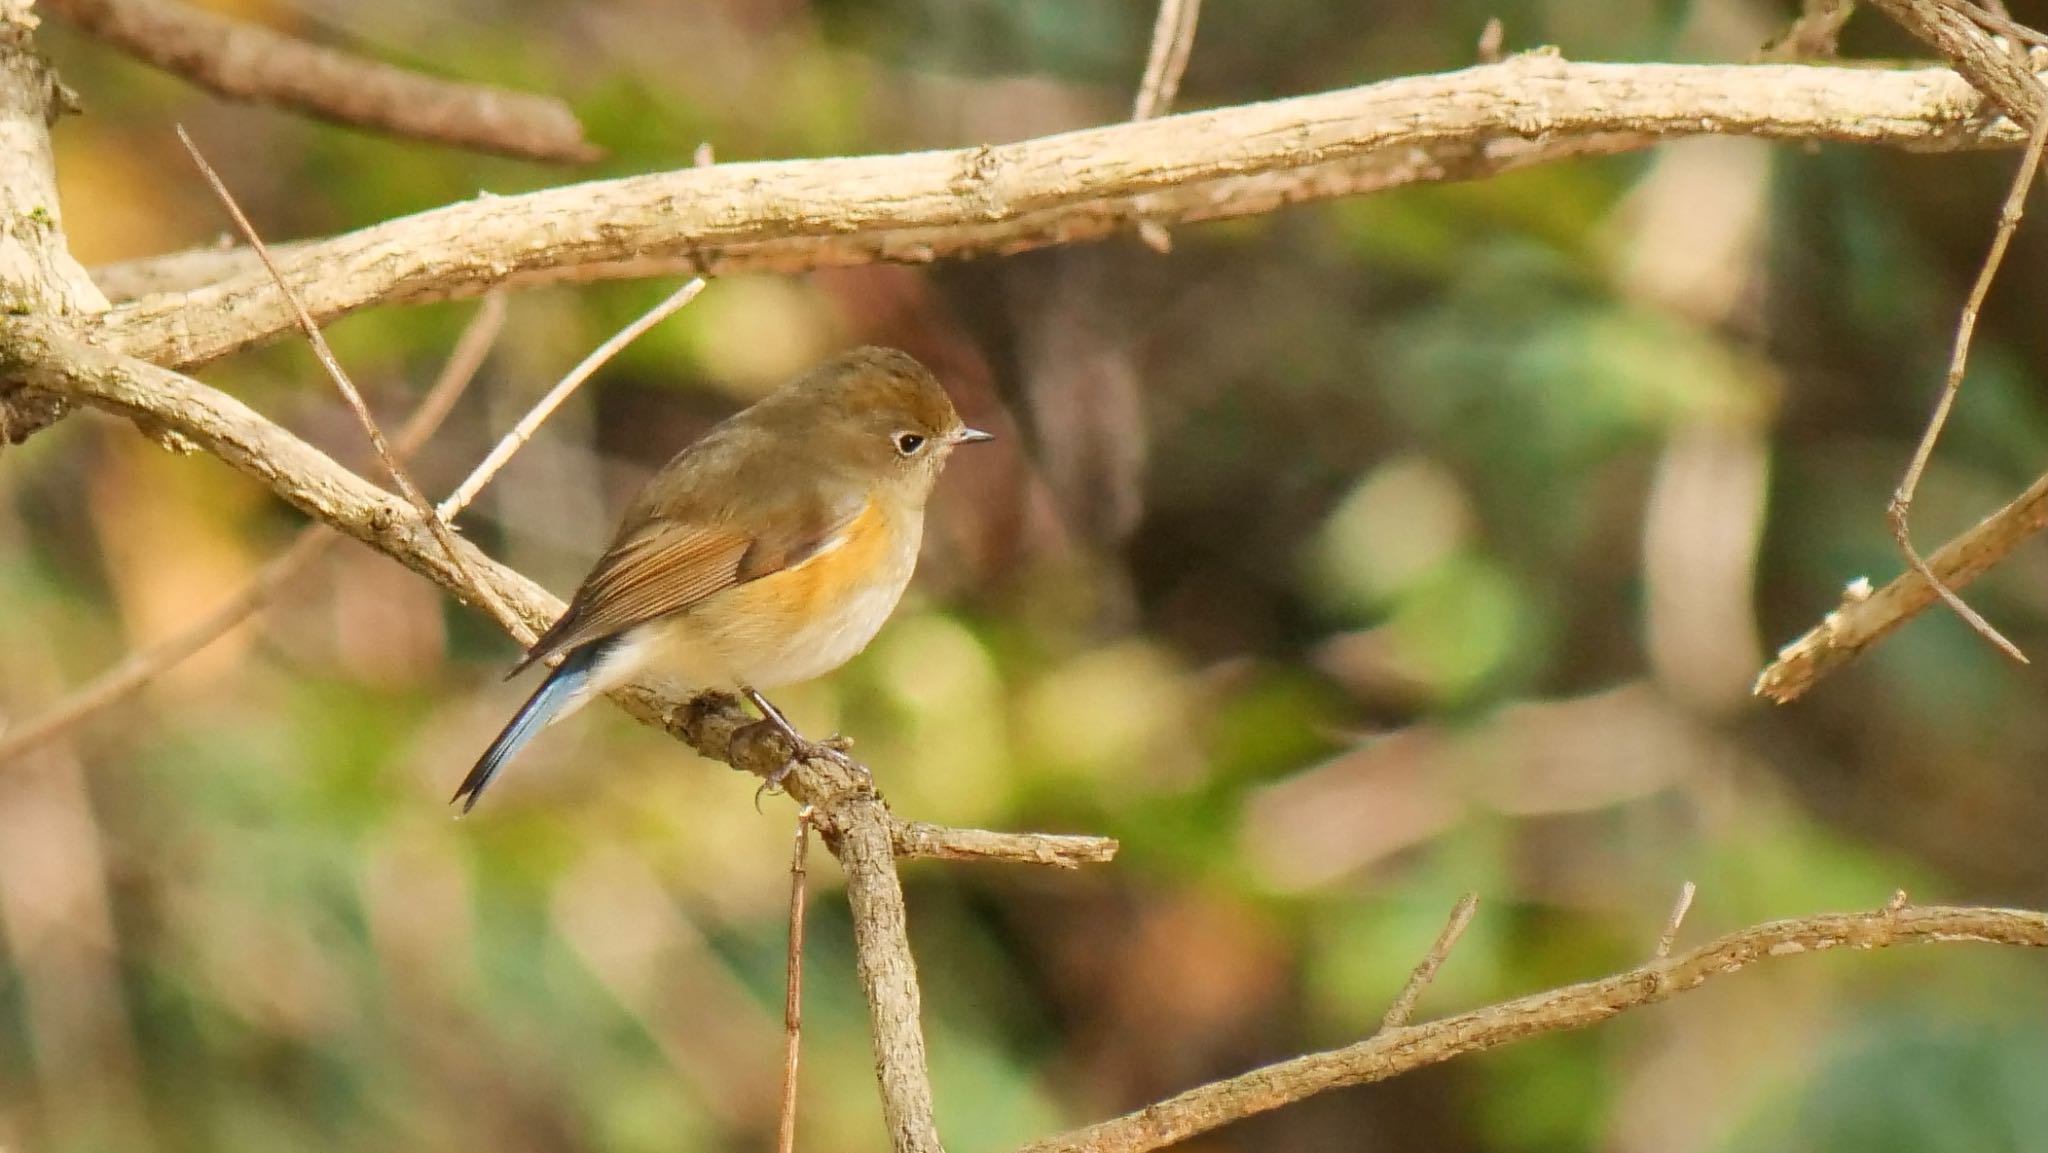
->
[453,346,992,812]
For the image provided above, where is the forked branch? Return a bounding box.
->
[1017,902,2048,1153]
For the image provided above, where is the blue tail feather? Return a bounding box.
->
[452,644,603,814]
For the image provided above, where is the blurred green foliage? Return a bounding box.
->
[5,1,2048,1152]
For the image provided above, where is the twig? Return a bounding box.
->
[1654,881,1696,959]
[1756,460,2048,700]
[439,278,705,520]
[1380,892,1479,1031]
[1016,904,2048,1153]
[174,126,529,643]
[43,0,598,162]
[87,59,2029,369]
[1880,85,2048,666]
[1384,897,1482,1032]
[778,811,811,1153]
[1128,0,1200,254]
[888,821,1119,867]
[1132,0,1201,121]
[0,293,503,766]
[1476,18,1506,64]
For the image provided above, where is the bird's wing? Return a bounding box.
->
[511,485,866,675]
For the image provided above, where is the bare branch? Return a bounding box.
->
[439,278,705,521]
[1756,462,2048,701]
[888,822,1120,868]
[1128,0,1201,253]
[778,812,811,1153]
[829,806,942,1153]
[0,2,106,443]
[42,0,599,162]
[1380,892,1479,1031]
[1654,881,1696,959]
[85,59,2028,369]
[1475,18,1506,64]
[1132,0,1201,121]
[1870,0,2048,665]
[1758,2,2048,697]
[0,294,503,766]
[1868,0,2044,130]
[176,127,529,643]
[1017,904,2048,1153]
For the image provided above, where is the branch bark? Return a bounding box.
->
[84,58,2024,371]
[1755,463,2048,701]
[41,0,599,162]
[1017,903,2048,1153]
[0,0,106,442]
[1867,0,2044,129]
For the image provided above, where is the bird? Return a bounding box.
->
[452,346,992,813]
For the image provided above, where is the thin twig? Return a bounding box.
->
[44,0,598,162]
[1129,0,1201,253]
[777,811,811,1153]
[0,294,504,766]
[1380,893,1479,1031]
[1018,904,2048,1153]
[1881,91,2048,665]
[1476,18,1506,63]
[1654,881,1696,959]
[174,126,529,642]
[439,278,706,521]
[1132,0,1201,120]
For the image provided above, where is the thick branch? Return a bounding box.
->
[88,58,2024,369]
[1018,904,2048,1153]
[42,0,599,162]
[0,2,106,441]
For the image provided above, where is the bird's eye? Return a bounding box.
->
[894,432,926,456]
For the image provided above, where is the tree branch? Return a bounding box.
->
[0,0,106,442]
[1017,903,2048,1153]
[1755,462,2048,701]
[85,58,2025,370]
[0,292,503,766]
[1757,0,2048,700]
[41,0,599,162]
[1867,0,2044,130]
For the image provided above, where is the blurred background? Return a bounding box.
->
[7,0,2048,1150]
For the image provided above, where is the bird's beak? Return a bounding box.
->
[953,427,995,445]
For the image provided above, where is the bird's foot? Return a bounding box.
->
[740,688,872,808]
